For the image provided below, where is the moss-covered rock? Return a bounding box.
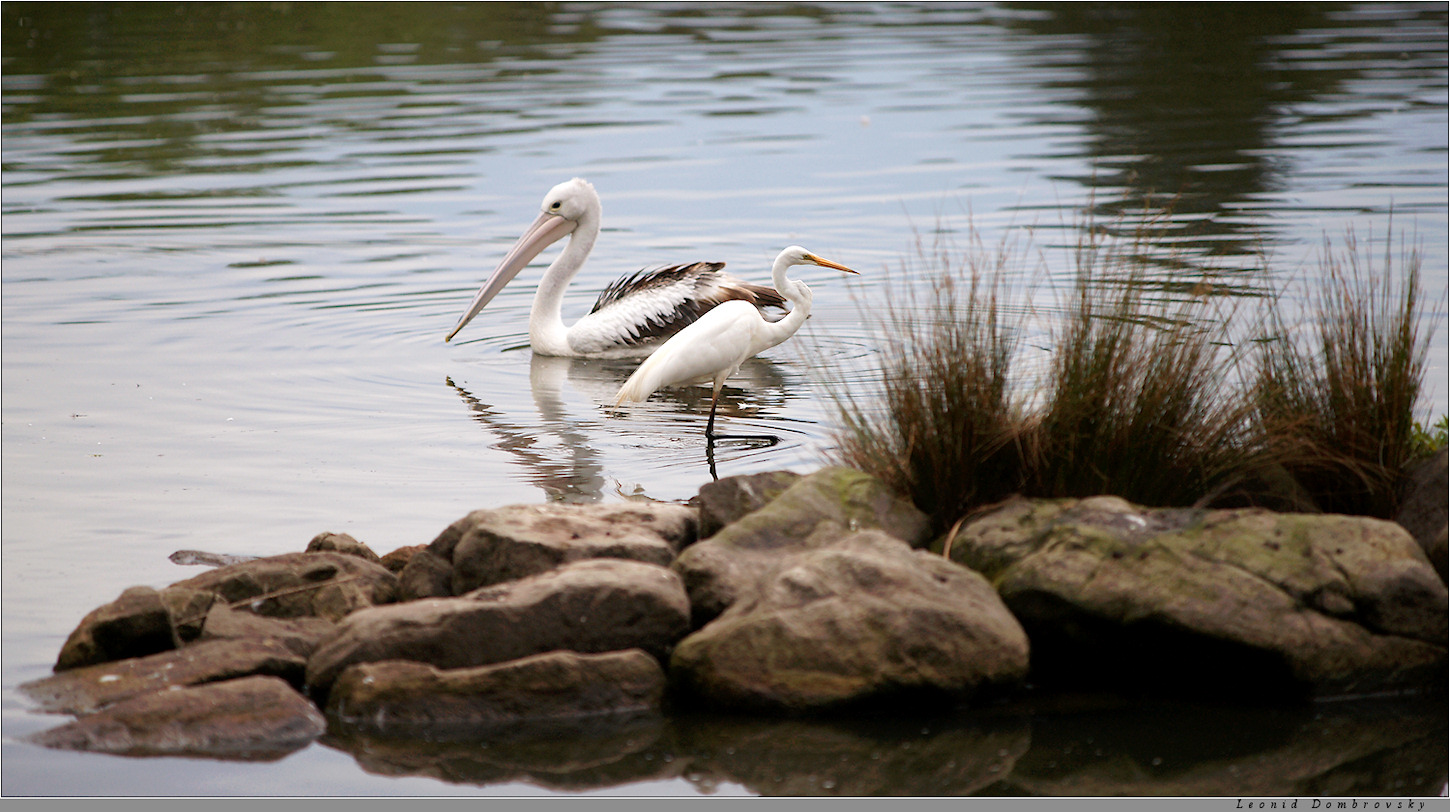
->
[673,467,932,626]
[671,529,1028,712]
[938,496,1448,696]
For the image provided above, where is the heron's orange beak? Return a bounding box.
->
[804,253,859,275]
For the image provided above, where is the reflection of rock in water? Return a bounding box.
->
[318,690,1442,795]
[1001,695,1448,797]
[669,710,1031,796]
[322,712,679,791]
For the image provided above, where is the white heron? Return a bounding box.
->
[613,245,858,439]
[444,178,786,357]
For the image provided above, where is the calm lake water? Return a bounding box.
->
[3,2,1446,797]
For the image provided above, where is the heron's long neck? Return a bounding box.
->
[757,258,812,351]
[529,214,599,356]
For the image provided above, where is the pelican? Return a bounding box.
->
[445,178,786,357]
[614,245,858,439]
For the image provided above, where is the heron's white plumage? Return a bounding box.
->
[445,178,784,357]
[613,246,857,438]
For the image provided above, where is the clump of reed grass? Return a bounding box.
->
[831,230,1032,528]
[1250,229,1441,517]
[1029,230,1257,508]
[829,218,1440,532]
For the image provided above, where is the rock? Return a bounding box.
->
[673,467,932,626]
[53,552,395,671]
[941,496,1449,696]
[671,529,1030,712]
[305,558,691,694]
[167,551,398,621]
[305,531,382,564]
[397,548,454,600]
[21,638,308,715]
[1396,447,1448,581]
[327,649,665,735]
[29,675,325,760]
[694,470,802,538]
[380,544,426,574]
[54,586,178,671]
[439,502,698,594]
[196,604,337,658]
[162,586,219,644]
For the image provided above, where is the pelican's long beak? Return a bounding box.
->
[445,210,579,342]
[805,253,860,275]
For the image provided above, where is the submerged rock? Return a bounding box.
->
[21,637,307,715]
[673,467,932,626]
[306,558,691,694]
[672,529,1029,712]
[29,675,325,760]
[169,550,262,568]
[940,496,1448,696]
[327,649,665,735]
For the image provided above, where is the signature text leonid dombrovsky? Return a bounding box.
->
[1237,801,1432,810]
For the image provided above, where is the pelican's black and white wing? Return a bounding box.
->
[566,262,787,356]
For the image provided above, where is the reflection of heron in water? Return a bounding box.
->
[446,352,798,495]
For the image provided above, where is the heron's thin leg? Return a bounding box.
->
[705,383,721,440]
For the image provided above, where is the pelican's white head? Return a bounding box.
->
[445,177,603,342]
[540,177,600,223]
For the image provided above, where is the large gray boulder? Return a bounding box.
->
[671,528,1029,712]
[29,675,325,760]
[306,558,691,694]
[327,649,665,735]
[941,496,1448,696]
[399,502,697,599]
[673,467,932,626]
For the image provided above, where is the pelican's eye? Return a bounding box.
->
[549,200,562,211]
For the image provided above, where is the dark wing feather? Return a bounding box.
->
[588,262,787,347]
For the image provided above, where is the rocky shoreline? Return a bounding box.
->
[20,459,1448,774]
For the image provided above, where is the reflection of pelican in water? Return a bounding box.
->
[446,353,799,495]
[446,360,606,503]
